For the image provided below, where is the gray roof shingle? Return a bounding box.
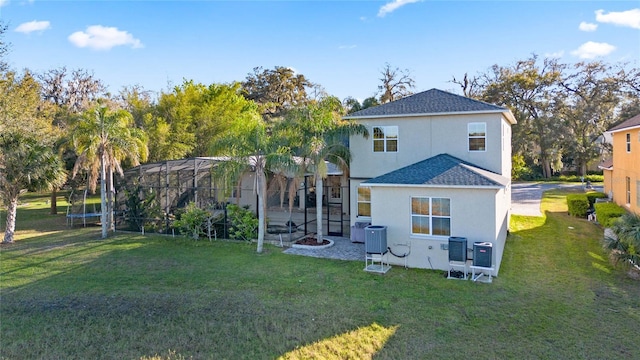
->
[363,154,509,188]
[345,88,508,118]
[607,113,640,132]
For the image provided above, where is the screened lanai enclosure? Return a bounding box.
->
[114,157,350,243]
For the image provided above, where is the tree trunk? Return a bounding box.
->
[108,169,115,232]
[540,156,552,179]
[100,152,107,239]
[579,163,587,177]
[256,170,267,253]
[50,188,58,215]
[3,197,18,243]
[315,175,323,244]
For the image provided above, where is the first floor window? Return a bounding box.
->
[231,185,240,198]
[330,186,341,200]
[357,186,371,217]
[328,177,341,199]
[411,197,451,236]
[626,177,631,205]
[636,180,640,207]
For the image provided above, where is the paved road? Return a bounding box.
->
[511,182,601,217]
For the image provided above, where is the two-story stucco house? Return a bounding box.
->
[346,89,516,276]
[601,114,640,215]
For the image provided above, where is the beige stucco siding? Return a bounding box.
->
[367,185,504,275]
[609,129,640,215]
[349,113,508,180]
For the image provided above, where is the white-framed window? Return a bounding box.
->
[626,177,631,205]
[411,197,451,236]
[626,133,631,152]
[468,122,486,151]
[231,185,240,199]
[636,180,640,207]
[357,186,371,217]
[327,177,341,200]
[373,126,398,152]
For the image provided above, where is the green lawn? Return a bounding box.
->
[1,190,638,359]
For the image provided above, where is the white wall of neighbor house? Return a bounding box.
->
[349,112,509,179]
[225,172,258,210]
[492,186,510,274]
[367,186,504,276]
[500,118,513,177]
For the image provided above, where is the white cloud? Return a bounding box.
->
[15,20,51,34]
[571,41,616,59]
[0,0,9,7]
[68,25,143,50]
[378,0,421,18]
[578,21,598,32]
[595,8,640,29]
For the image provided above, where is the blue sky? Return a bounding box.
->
[2,1,639,101]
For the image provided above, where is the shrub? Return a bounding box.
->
[512,154,539,180]
[227,204,258,242]
[604,213,640,269]
[123,183,162,232]
[173,202,211,240]
[594,202,627,227]
[566,194,589,217]
[585,191,608,206]
[585,174,604,183]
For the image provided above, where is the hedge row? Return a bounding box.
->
[594,202,628,227]
[567,194,590,217]
[566,192,609,218]
[586,191,608,206]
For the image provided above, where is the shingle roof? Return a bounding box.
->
[345,88,513,122]
[363,154,509,188]
[607,113,640,133]
[598,158,613,170]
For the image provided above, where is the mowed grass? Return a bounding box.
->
[1,190,638,359]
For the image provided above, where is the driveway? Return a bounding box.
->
[511,182,598,217]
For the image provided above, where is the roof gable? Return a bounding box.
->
[345,88,514,123]
[607,113,640,133]
[363,153,509,188]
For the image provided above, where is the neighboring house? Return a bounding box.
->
[601,114,640,215]
[345,89,516,276]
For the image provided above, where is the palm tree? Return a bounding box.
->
[72,105,148,238]
[279,96,368,243]
[211,117,295,253]
[0,132,67,243]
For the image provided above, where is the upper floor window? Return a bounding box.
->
[411,197,451,236]
[373,126,398,152]
[468,123,486,151]
[357,186,371,217]
[626,133,631,152]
